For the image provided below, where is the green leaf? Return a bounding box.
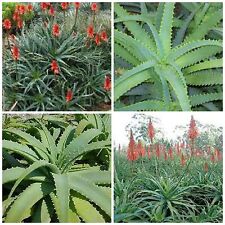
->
[69,170,111,185]
[185,71,222,86]
[7,161,59,201]
[183,59,222,74]
[3,167,45,184]
[68,175,111,215]
[114,3,156,50]
[3,140,39,162]
[53,174,69,222]
[115,60,156,101]
[5,182,54,222]
[155,65,191,111]
[116,100,167,111]
[190,92,223,106]
[159,3,175,54]
[176,46,222,68]
[73,197,105,222]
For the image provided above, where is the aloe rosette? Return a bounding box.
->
[3,115,111,222]
[114,3,223,111]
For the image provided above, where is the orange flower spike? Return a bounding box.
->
[168,147,173,159]
[3,19,12,30]
[127,129,138,161]
[19,5,26,15]
[91,3,98,11]
[17,19,23,29]
[51,60,59,75]
[148,119,155,143]
[95,34,101,46]
[100,31,108,42]
[40,3,49,11]
[12,45,20,61]
[49,6,55,16]
[74,2,81,9]
[188,115,199,140]
[52,24,60,37]
[104,75,111,91]
[155,144,160,158]
[66,89,73,102]
[27,4,33,12]
[61,2,69,10]
[87,25,94,38]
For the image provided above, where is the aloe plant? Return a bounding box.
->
[2,114,111,222]
[114,3,223,111]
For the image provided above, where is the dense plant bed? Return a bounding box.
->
[114,2,223,111]
[2,114,111,222]
[114,115,222,222]
[3,2,111,111]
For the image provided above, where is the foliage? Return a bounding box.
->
[2,114,111,222]
[3,2,111,111]
[115,116,223,222]
[114,2,223,111]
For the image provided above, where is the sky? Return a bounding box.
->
[113,112,224,146]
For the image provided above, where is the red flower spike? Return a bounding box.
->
[155,144,160,158]
[27,4,33,12]
[40,3,49,11]
[12,45,20,61]
[61,2,69,10]
[181,154,186,167]
[87,25,94,38]
[66,89,73,102]
[51,60,59,75]
[136,140,145,157]
[95,34,101,46]
[3,19,11,30]
[104,75,111,91]
[52,24,60,37]
[100,31,108,42]
[91,3,98,11]
[19,5,26,15]
[17,19,23,29]
[49,6,55,16]
[188,116,199,140]
[127,129,138,161]
[148,119,155,143]
[13,12,20,21]
[168,147,173,159]
[74,2,81,9]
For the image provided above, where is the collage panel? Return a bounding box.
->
[2,113,111,222]
[114,2,223,111]
[114,112,223,222]
[2,2,111,111]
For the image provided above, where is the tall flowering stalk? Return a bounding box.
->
[73,2,81,32]
[188,116,199,155]
[127,129,138,162]
[148,119,155,144]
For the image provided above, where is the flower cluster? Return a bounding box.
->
[86,3,109,46]
[124,116,222,172]
[3,2,111,107]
